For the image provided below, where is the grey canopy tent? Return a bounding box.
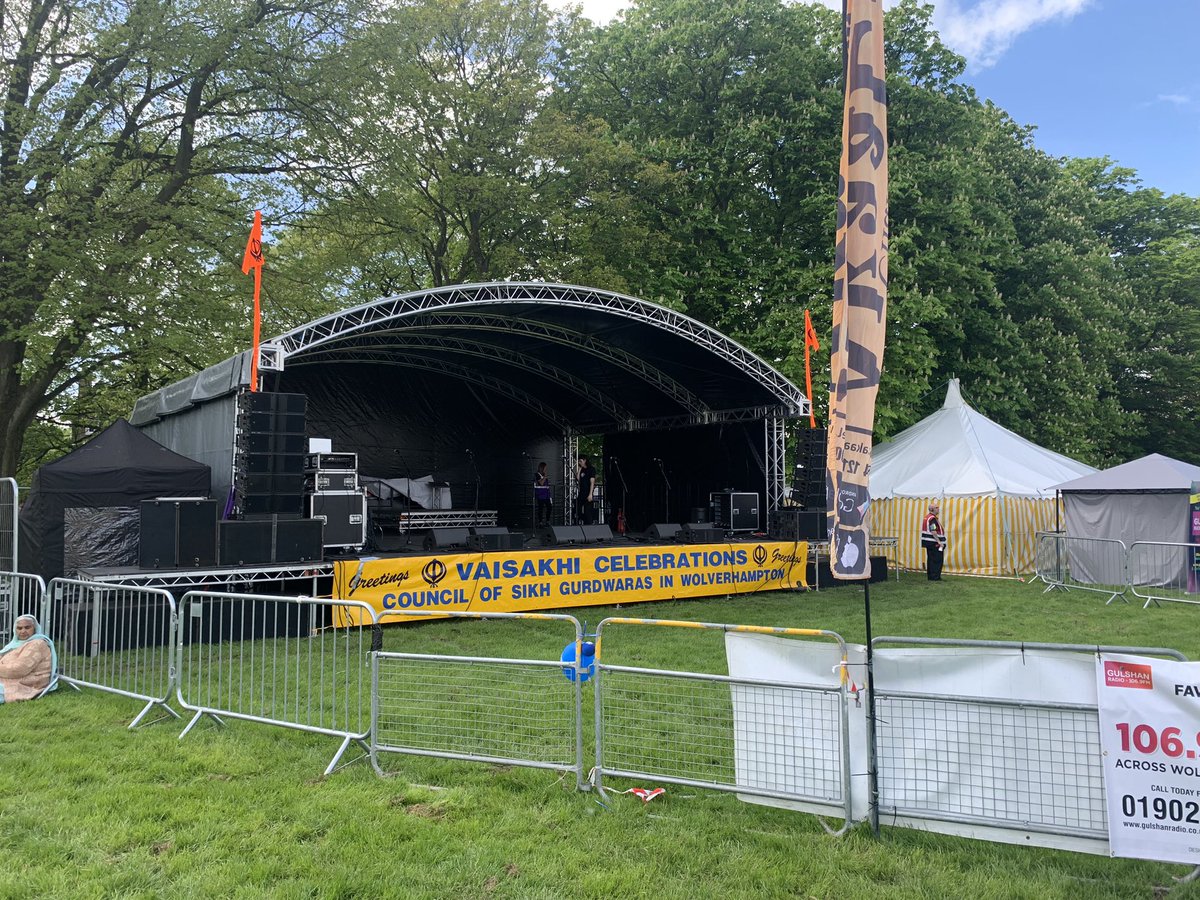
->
[1053,453,1200,586]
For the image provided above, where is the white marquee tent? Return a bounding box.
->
[867,379,1097,575]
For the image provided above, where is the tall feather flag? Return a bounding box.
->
[803,309,820,428]
[242,210,265,393]
[826,0,888,580]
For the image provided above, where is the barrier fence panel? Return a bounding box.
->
[1034,532,1128,604]
[177,592,376,775]
[871,637,1187,854]
[0,479,16,574]
[371,611,585,789]
[592,617,854,831]
[1128,541,1200,609]
[45,578,179,727]
[0,571,44,645]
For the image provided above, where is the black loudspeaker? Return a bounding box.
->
[469,532,524,551]
[580,524,613,543]
[542,525,586,545]
[274,519,324,563]
[681,523,724,544]
[769,509,829,542]
[139,499,218,568]
[647,523,681,541]
[793,427,828,509]
[423,527,471,551]
[218,520,275,566]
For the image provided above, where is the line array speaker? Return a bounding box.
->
[235,391,308,520]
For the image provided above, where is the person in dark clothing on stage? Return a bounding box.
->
[533,461,553,527]
[577,455,597,525]
[921,501,947,580]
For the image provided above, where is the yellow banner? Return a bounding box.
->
[333,542,808,620]
[827,0,888,580]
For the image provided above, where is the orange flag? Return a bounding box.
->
[803,309,820,427]
[826,0,889,580]
[242,211,264,392]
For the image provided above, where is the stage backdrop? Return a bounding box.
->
[333,541,809,621]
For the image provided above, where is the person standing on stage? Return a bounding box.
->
[577,455,597,525]
[921,501,947,581]
[533,461,553,527]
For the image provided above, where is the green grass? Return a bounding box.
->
[5,572,1200,898]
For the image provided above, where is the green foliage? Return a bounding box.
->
[0,0,367,475]
[5,0,1200,481]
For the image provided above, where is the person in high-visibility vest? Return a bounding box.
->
[921,502,947,581]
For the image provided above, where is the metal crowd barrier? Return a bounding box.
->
[592,617,855,831]
[1034,532,1128,604]
[176,592,376,775]
[0,478,16,574]
[0,570,44,645]
[1128,541,1200,609]
[45,577,179,727]
[871,637,1187,849]
[371,611,586,788]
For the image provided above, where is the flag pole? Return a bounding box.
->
[242,210,265,393]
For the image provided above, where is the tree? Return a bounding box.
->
[0,0,366,476]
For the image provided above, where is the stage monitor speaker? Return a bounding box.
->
[423,527,471,551]
[274,518,324,563]
[470,527,510,536]
[580,524,612,543]
[139,499,218,568]
[542,525,585,545]
[218,519,275,566]
[469,532,524,551]
[681,523,724,543]
[647,523,681,541]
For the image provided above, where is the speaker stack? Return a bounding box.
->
[305,451,366,550]
[792,427,827,509]
[234,392,307,519]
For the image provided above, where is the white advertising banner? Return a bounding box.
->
[1097,653,1200,864]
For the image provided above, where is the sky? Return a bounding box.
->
[550,0,1200,198]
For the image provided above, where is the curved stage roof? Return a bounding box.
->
[132,283,809,530]
[134,282,809,433]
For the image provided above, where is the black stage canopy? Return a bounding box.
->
[131,283,809,533]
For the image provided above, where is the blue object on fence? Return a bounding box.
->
[560,640,596,683]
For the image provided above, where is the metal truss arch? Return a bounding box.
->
[271,282,809,419]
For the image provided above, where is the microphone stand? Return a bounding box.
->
[611,458,628,534]
[467,450,480,527]
[655,458,671,521]
[400,456,413,545]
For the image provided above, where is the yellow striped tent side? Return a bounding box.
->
[868,496,1060,576]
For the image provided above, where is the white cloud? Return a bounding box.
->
[547,0,1096,70]
[933,0,1094,68]
[1157,93,1191,106]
